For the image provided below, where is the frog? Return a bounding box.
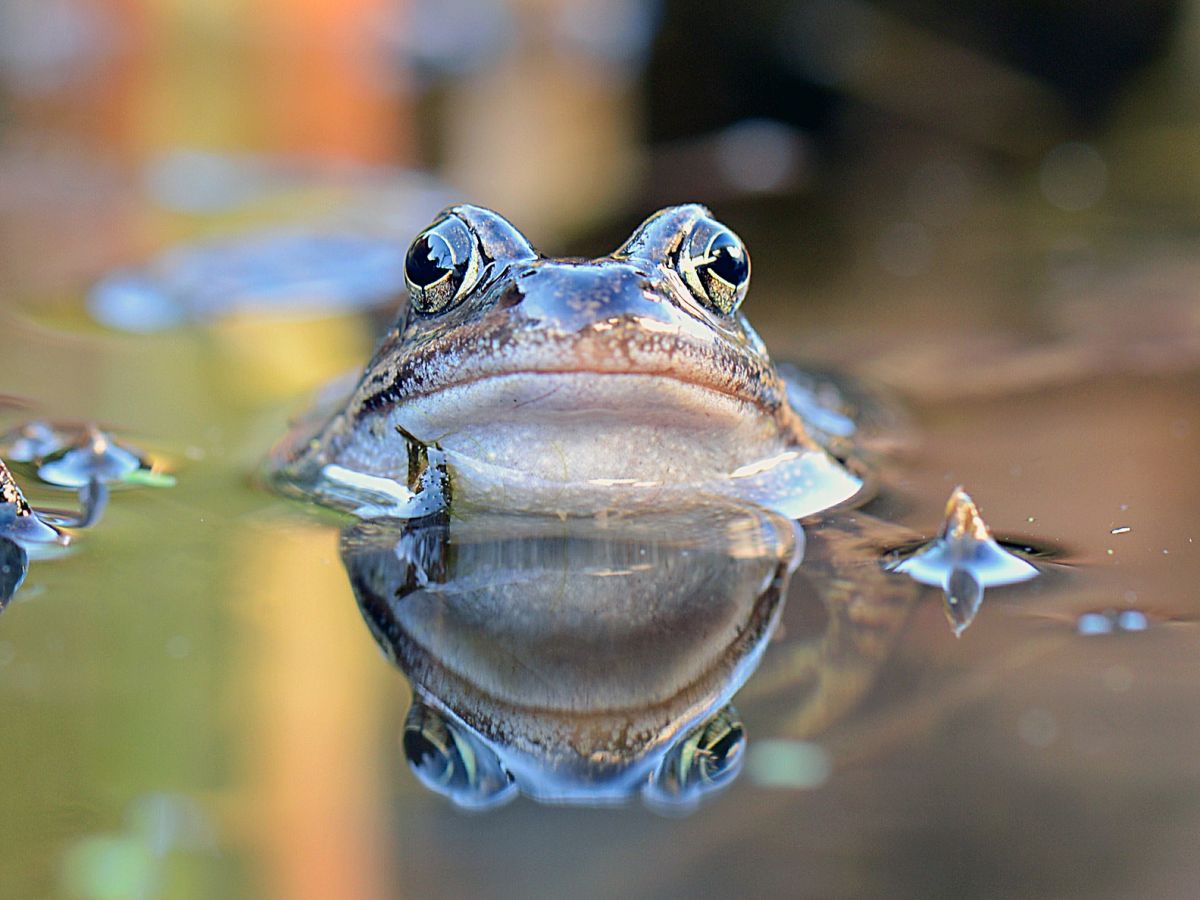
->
[270,207,1050,809]
[268,204,864,518]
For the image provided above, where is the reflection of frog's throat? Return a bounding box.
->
[340,506,803,803]
[374,555,788,764]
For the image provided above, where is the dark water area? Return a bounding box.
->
[2,2,1200,898]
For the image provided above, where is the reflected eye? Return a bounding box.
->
[404,216,481,315]
[644,705,746,811]
[402,701,517,810]
[676,219,751,315]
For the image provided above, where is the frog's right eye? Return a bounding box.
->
[402,701,517,810]
[643,705,745,812]
[676,219,751,316]
[404,216,481,315]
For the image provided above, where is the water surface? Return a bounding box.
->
[1,245,1196,898]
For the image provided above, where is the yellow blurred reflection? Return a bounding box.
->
[231,523,397,900]
[208,313,374,404]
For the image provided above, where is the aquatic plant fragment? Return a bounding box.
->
[0,457,68,548]
[887,487,1038,635]
[1,421,175,529]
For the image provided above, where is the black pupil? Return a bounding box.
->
[405,231,457,288]
[702,232,748,286]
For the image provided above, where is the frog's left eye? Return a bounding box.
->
[404,215,482,315]
[675,219,751,315]
[402,701,517,810]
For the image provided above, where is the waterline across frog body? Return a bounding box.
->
[268,204,862,518]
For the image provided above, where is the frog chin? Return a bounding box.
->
[392,371,785,474]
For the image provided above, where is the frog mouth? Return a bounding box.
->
[362,326,795,425]
[390,370,790,440]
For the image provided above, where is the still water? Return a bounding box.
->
[1,210,1197,898]
[4,0,1200,892]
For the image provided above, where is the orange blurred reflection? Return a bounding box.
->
[233,524,396,900]
[19,0,413,164]
[250,0,411,163]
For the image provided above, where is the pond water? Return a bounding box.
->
[1,198,1197,898]
[3,6,1200,889]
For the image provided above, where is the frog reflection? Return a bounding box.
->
[340,502,931,810]
[340,502,804,810]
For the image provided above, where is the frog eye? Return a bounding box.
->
[404,215,482,315]
[643,705,746,811]
[402,701,517,810]
[676,219,751,315]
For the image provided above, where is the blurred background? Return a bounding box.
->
[1,2,1199,899]
[3,0,1200,393]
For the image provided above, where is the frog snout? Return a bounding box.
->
[498,262,685,333]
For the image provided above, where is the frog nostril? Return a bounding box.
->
[496,284,525,309]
